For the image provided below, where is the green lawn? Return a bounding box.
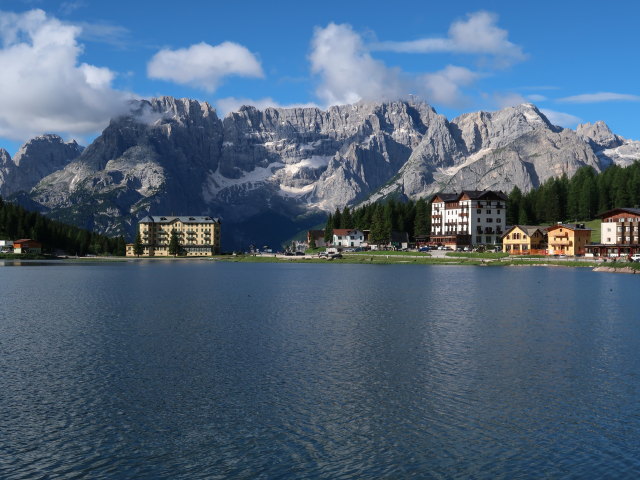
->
[584,219,601,243]
[446,251,509,259]
[347,250,432,256]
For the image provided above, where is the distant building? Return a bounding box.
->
[547,224,591,256]
[13,239,42,254]
[586,207,640,257]
[502,226,547,254]
[126,216,221,257]
[430,190,507,247]
[307,230,327,248]
[0,240,13,253]
[332,229,366,248]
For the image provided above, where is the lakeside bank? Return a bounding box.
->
[5,252,640,273]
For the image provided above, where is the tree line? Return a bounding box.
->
[323,161,640,243]
[0,196,126,256]
[323,198,431,245]
[507,162,640,225]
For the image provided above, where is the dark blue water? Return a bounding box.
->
[1,261,640,479]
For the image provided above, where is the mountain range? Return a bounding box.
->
[1,97,638,249]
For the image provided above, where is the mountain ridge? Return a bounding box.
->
[1,97,638,249]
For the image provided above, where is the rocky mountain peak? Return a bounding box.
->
[0,134,83,196]
[576,120,623,150]
[4,96,640,249]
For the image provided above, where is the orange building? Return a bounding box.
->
[546,224,591,256]
[13,239,43,254]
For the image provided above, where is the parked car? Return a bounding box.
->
[418,246,430,252]
[330,253,343,259]
[284,251,294,256]
[318,252,328,258]
[630,254,640,262]
[295,251,305,256]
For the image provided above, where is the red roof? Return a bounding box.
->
[333,229,360,235]
[13,239,42,247]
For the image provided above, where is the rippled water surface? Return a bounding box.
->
[1,261,640,478]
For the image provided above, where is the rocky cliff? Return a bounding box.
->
[1,97,637,248]
[0,134,82,197]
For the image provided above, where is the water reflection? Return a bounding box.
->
[1,263,639,478]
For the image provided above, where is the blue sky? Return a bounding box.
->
[0,0,639,154]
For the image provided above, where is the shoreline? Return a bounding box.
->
[3,253,639,273]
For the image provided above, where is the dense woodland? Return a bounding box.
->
[325,162,640,242]
[0,196,126,256]
[506,163,640,225]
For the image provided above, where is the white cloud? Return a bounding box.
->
[527,94,547,102]
[216,97,318,116]
[147,42,264,92]
[309,23,478,107]
[0,9,132,141]
[309,23,407,105]
[373,11,526,66]
[493,92,528,108]
[540,109,582,128]
[421,65,479,106]
[558,92,640,103]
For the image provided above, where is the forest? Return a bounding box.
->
[325,162,640,242]
[0,196,126,256]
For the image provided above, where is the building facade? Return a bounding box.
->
[332,229,366,248]
[126,216,221,257]
[0,240,13,253]
[307,230,327,248]
[502,225,547,254]
[13,239,42,254]
[586,207,640,257]
[547,224,591,256]
[430,190,507,247]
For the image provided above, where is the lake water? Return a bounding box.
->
[1,260,640,479]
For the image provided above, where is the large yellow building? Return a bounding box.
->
[126,215,221,257]
[502,225,547,254]
[546,223,591,256]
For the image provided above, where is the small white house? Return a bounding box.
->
[332,229,366,248]
[0,240,13,253]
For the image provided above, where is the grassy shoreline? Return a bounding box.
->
[4,252,639,272]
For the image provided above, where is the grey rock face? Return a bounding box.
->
[576,121,623,151]
[0,134,82,196]
[371,104,604,202]
[7,97,640,247]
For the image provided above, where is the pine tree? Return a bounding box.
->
[341,206,353,229]
[332,208,342,230]
[133,232,144,257]
[369,205,385,245]
[414,199,429,237]
[507,187,522,225]
[168,228,181,256]
[324,215,333,243]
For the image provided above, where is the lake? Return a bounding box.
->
[1,260,639,478]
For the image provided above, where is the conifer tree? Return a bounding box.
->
[332,208,342,230]
[133,232,144,257]
[168,228,181,256]
[324,214,333,243]
[414,199,429,237]
[341,206,353,229]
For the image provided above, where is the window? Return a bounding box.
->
[486,218,493,223]
[486,236,492,243]
[476,236,482,243]
[497,209,501,214]
[477,209,481,214]
[487,209,491,214]
[497,218,502,223]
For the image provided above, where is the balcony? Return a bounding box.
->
[551,238,572,246]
